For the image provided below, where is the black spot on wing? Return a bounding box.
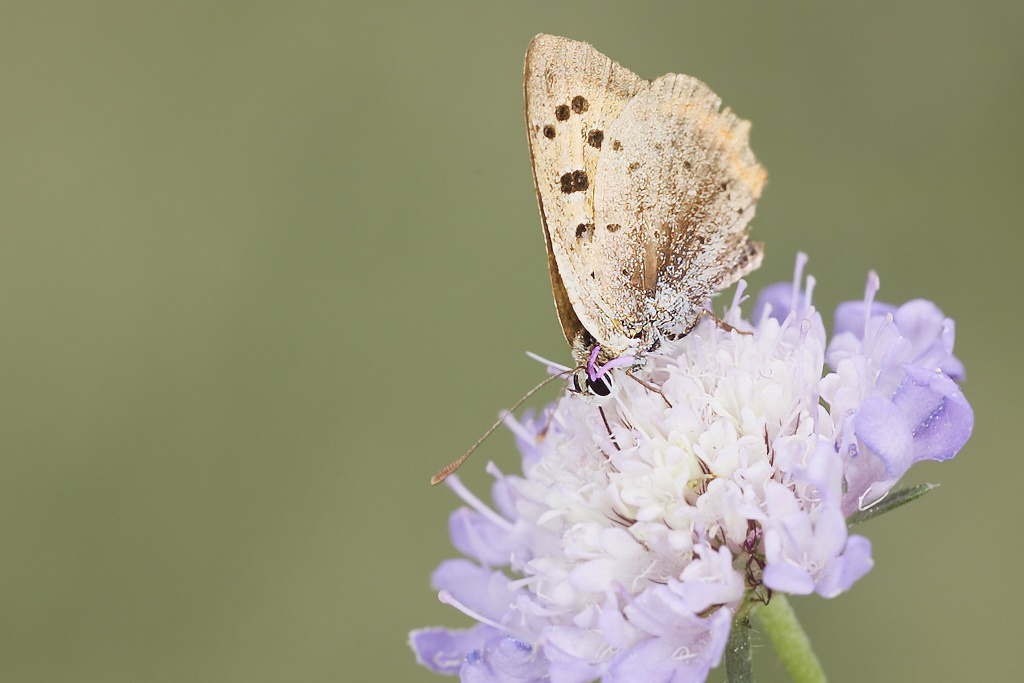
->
[586,130,604,149]
[555,104,570,122]
[559,170,589,194]
[571,95,589,114]
[575,222,594,243]
[543,125,555,139]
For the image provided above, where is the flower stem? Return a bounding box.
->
[725,612,754,683]
[755,595,827,683]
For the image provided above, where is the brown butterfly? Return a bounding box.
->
[431,35,765,484]
[525,34,765,396]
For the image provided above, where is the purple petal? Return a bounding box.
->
[892,300,964,379]
[939,354,966,383]
[761,492,817,595]
[677,545,745,613]
[752,282,800,323]
[892,300,944,349]
[895,365,974,464]
[409,623,499,675]
[461,649,534,683]
[752,252,814,324]
[814,535,874,598]
[855,364,973,480]
[606,637,705,683]
[547,658,602,683]
[812,507,850,560]
[854,395,914,479]
[504,410,547,469]
[790,439,845,505]
[431,559,514,623]
[490,473,520,521]
[542,625,608,662]
[762,483,868,597]
[833,300,897,338]
[598,596,640,651]
[605,609,730,683]
[762,563,815,595]
[622,586,691,636]
[448,507,516,566]
[542,626,607,683]
[840,447,894,517]
[491,636,548,679]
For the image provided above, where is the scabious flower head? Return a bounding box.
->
[412,255,973,682]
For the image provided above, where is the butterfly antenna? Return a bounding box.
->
[430,370,570,485]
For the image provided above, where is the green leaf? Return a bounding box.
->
[846,483,938,526]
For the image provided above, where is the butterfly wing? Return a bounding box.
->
[593,73,765,342]
[524,35,647,361]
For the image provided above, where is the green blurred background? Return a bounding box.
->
[2,2,1020,681]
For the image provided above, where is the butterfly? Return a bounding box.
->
[430,36,766,484]
[525,34,766,396]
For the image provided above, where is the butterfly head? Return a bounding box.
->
[569,344,634,398]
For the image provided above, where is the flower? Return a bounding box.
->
[411,255,973,682]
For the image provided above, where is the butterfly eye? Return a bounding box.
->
[570,368,611,397]
[588,373,613,397]
[570,370,586,394]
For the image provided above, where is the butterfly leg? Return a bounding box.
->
[625,371,673,408]
[698,309,753,336]
[598,406,621,451]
